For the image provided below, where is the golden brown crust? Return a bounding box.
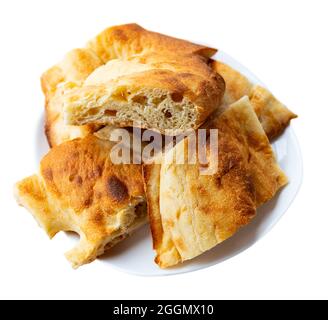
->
[205,97,288,206]
[144,96,287,268]
[211,60,253,105]
[87,23,218,63]
[249,85,297,140]
[15,135,147,268]
[211,60,297,140]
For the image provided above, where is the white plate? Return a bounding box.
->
[36,51,303,276]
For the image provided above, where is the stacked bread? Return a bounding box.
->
[15,24,296,268]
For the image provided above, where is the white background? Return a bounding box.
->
[0,0,327,300]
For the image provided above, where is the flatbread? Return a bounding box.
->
[144,96,287,268]
[15,134,147,268]
[212,60,297,140]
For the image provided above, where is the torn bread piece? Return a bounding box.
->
[15,134,147,268]
[211,60,297,140]
[143,96,287,268]
[60,24,225,134]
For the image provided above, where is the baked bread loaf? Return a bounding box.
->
[59,24,225,134]
[211,60,297,140]
[143,96,287,268]
[15,134,147,268]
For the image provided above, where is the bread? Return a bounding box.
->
[249,85,297,140]
[204,97,288,206]
[41,49,104,147]
[143,96,287,268]
[59,24,225,134]
[211,60,297,140]
[15,134,147,268]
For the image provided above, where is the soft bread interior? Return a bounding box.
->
[65,87,197,134]
[63,58,199,134]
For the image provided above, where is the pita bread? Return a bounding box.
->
[15,135,146,268]
[212,60,297,140]
[143,96,287,268]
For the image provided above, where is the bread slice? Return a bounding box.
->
[211,60,297,140]
[143,96,287,268]
[59,24,225,134]
[15,134,147,268]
